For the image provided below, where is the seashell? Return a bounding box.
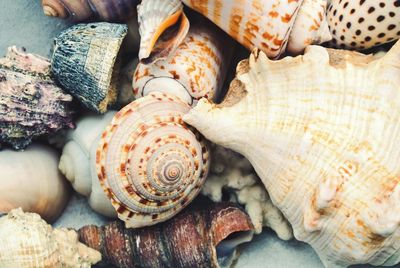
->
[327,0,400,50]
[78,199,254,268]
[51,22,128,113]
[0,144,70,223]
[184,41,400,267]
[59,112,117,218]
[0,46,73,150]
[0,208,101,268]
[41,0,139,22]
[137,0,190,62]
[97,91,210,228]
[180,0,331,58]
[133,22,233,106]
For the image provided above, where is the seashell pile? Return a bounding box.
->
[185,40,400,267]
[0,46,73,150]
[2,1,400,268]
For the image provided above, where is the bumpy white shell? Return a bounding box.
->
[0,144,70,222]
[185,41,400,267]
[59,112,117,217]
[97,92,210,228]
[133,23,233,106]
[137,0,189,61]
[327,0,400,50]
[181,0,331,58]
[0,208,101,268]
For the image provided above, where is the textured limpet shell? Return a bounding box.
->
[97,91,210,228]
[51,22,128,113]
[327,0,400,50]
[0,46,73,150]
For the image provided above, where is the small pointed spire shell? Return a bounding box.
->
[185,41,400,267]
[78,200,254,268]
[51,22,128,113]
[0,208,101,268]
[137,0,190,62]
[97,92,210,228]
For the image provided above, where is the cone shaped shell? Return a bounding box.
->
[51,22,128,113]
[185,41,400,267]
[97,91,210,228]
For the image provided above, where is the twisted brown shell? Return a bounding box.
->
[78,199,254,268]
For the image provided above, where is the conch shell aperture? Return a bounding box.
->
[185,41,400,267]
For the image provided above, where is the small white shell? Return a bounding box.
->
[97,92,210,228]
[137,0,190,62]
[0,208,101,268]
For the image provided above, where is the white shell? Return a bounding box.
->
[97,92,210,228]
[133,23,233,106]
[185,41,400,267]
[0,208,101,268]
[0,144,70,222]
[137,0,189,61]
[59,112,117,218]
[181,0,331,58]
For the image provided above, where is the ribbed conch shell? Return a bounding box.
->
[0,208,101,268]
[137,0,190,62]
[0,144,70,223]
[78,200,254,268]
[327,0,400,50]
[185,41,400,267]
[41,0,139,22]
[97,92,210,228]
[59,112,117,218]
[51,22,128,113]
[180,0,331,58]
[133,22,233,105]
[0,46,73,150]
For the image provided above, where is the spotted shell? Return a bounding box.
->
[181,0,331,58]
[97,91,210,228]
[327,0,400,50]
[133,22,233,106]
[137,0,189,62]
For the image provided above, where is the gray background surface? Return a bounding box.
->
[0,1,383,267]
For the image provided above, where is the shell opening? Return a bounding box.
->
[140,11,190,64]
[142,77,192,105]
[216,230,254,267]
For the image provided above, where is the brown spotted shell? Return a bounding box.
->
[97,91,210,228]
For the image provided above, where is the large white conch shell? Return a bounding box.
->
[0,208,101,268]
[0,144,70,222]
[59,112,117,218]
[181,0,331,58]
[185,41,400,267]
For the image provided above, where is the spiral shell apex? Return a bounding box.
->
[97,91,210,228]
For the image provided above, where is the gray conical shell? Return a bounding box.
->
[51,22,128,113]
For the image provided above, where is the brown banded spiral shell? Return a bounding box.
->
[97,91,210,228]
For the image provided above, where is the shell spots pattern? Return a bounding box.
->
[327,0,400,49]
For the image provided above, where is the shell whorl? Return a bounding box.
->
[97,91,210,228]
[133,23,232,106]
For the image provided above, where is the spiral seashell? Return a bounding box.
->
[97,91,210,228]
[41,0,139,22]
[78,200,254,268]
[327,0,400,50]
[137,0,190,62]
[185,41,400,267]
[133,22,233,106]
[179,0,331,58]
[51,22,128,113]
